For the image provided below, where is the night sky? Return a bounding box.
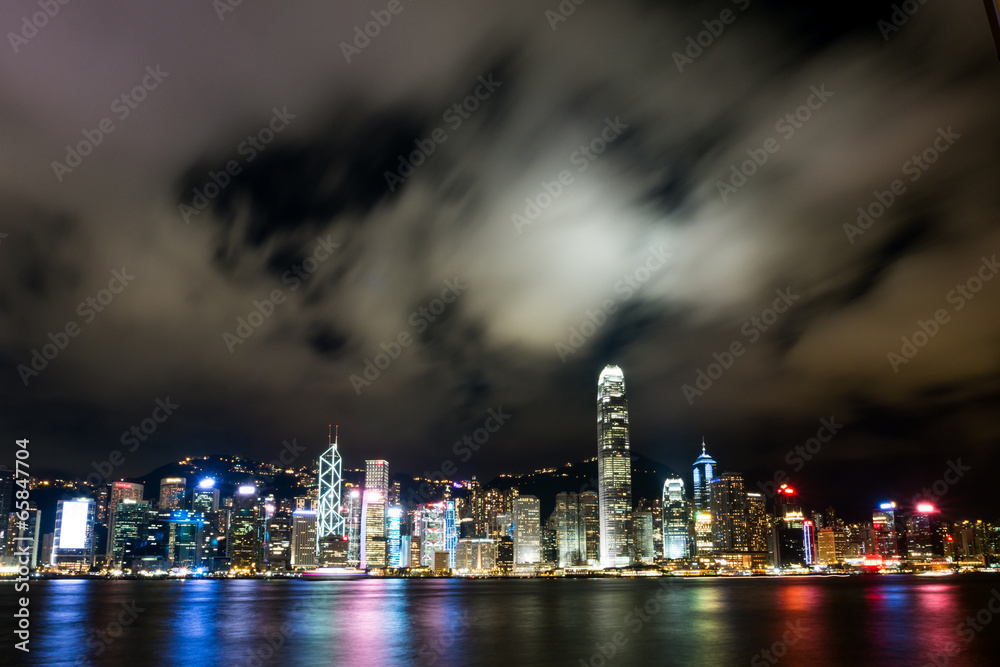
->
[1,1,999,520]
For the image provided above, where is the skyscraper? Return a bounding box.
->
[290,509,317,569]
[192,479,220,515]
[318,426,345,540]
[230,486,264,573]
[53,498,95,572]
[662,477,689,559]
[580,491,600,565]
[361,460,389,569]
[692,440,716,514]
[711,472,748,553]
[111,499,150,568]
[555,492,584,567]
[158,478,186,510]
[597,364,633,568]
[105,481,144,561]
[386,506,403,568]
[513,495,541,566]
[873,502,899,556]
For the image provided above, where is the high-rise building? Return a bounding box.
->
[230,486,264,573]
[906,503,937,561]
[0,469,14,527]
[597,364,633,568]
[746,492,769,554]
[580,491,600,565]
[105,482,144,561]
[53,498,95,572]
[692,440,717,515]
[192,479,220,515]
[418,502,447,567]
[264,510,291,571]
[632,512,655,564]
[365,460,389,498]
[873,502,899,556]
[346,488,362,566]
[158,478,186,510]
[662,477,689,559]
[455,538,496,574]
[318,427,345,540]
[166,510,204,568]
[711,472,748,553]
[817,527,838,565]
[555,492,584,567]
[110,500,150,568]
[290,510,317,569]
[694,511,714,555]
[360,460,389,569]
[513,496,541,565]
[361,489,386,569]
[387,506,403,568]
[4,507,40,569]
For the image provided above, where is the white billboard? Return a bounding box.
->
[58,500,90,550]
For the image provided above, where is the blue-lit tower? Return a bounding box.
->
[692,439,717,514]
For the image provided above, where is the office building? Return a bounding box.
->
[105,482,144,561]
[290,509,317,569]
[387,506,403,568]
[711,472,748,553]
[192,479,220,515]
[692,440,717,514]
[662,477,689,559]
[873,502,899,556]
[513,495,541,565]
[455,538,496,574]
[318,427,345,539]
[580,491,600,565]
[632,511,655,564]
[110,500,150,568]
[555,492,584,567]
[53,498,95,572]
[597,364,633,568]
[158,478,186,510]
[230,486,264,573]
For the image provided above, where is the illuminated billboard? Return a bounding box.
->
[58,500,90,550]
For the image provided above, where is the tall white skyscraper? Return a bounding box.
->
[513,496,541,565]
[318,426,345,540]
[662,477,689,559]
[597,364,633,568]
